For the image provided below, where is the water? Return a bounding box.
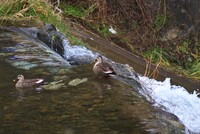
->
[139,76,200,133]
[0,27,185,134]
[63,39,97,63]
[0,61,170,134]
[62,39,200,133]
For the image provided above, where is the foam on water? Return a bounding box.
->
[63,40,97,60]
[139,76,200,133]
[62,39,200,133]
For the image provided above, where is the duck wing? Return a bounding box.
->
[99,63,116,74]
[24,79,44,84]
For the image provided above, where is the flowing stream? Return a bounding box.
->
[0,26,199,134]
[62,32,200,133]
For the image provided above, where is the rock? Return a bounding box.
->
[37,24,66,57]
[42,80,66,90]
[67,55,95,65]
[0,27,70,70]
[68,78,88,86]
[160,28,180,41]
[11,61,37,70]
[112,63,139,80]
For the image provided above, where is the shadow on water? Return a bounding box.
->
[0,60,184,134]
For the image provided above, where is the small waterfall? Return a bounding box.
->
[6,25,200,133]
[62,39,97,65]
[61,29,200,133]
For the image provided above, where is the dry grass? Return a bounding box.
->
[144,57,161,79]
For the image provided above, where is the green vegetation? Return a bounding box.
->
[144,47,170,66]
[0,0,199,80]
[171,40,200,79]
[62,4,86,18]
[189,59,200,78]
[92,24,110,36]
[61,2,97,19]
[0,0,84,46]
[61,2,110,37]
[67,34,85,46]
[0,0,64,30]
[153,14,166,31]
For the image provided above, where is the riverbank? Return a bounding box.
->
[1,20,199,133]
[59,0,200,82]
[65,20,200,91]
[1,1,200,133]
[0,0,199,89]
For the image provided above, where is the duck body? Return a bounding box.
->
[93,55,117,78]
[15,74,44,88]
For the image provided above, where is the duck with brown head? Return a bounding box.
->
[93,55,117,78]
[15,74,44,88]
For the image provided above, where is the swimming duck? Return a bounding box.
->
[15,74,44,88]
[93,55,117,77]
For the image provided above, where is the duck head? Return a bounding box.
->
[94,55,103,64]
[17,74,24,82]
[13,74,24,82]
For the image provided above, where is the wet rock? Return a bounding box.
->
[13,23,64,57]
[37,24,66,57]
[68,78,88,86]
[2,25,97,67]
[67,55,94,65]
[0,27,70,70]
[112,63,139,80]
[11,61,37,70]
[44,24,57,32]
[42,80,66,90]
[64,45,97,65]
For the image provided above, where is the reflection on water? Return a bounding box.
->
[0,60,184,134]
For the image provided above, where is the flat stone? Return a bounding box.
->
[42,80,66,90]
[68,78,88,86]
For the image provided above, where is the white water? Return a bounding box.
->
[63,40,97,61]
[62,39,200,133]
[139,76,200,133]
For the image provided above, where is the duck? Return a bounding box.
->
[15,74,44,88]
[93,55,117,78]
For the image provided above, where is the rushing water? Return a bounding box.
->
[0,27,194,134]
[69,24,200,133]
[139,76,200,133]
[61,37,200,134]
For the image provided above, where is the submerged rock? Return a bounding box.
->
[68,78,88,86]
[42,80,66,90]
[0,28,70,70]
[11,61,37,70]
